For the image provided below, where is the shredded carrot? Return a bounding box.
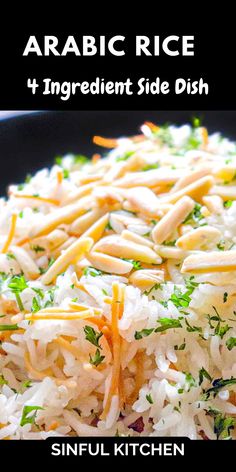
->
[48,421,59,431]
[69,302,103,316]
[17,237,30,247]
[2,213,17,253]
[13,194,60,206]
[93,135,118,148]
[127,350,145,404]
[201,127,209,147]
[25,310,93,321]
[144,121,160,133]
[57,170,63,185]
[169,362,179,371]
[92,153,101,164]
[101,282,124,419]
[103,296,112,305]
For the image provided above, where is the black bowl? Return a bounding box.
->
[0,110,236,195]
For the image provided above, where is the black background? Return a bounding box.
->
[1,110,236,195]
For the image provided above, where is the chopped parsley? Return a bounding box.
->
[116,151,134,162]
[206,408,235,439]
[226,337,236,351]
[0,374,8,386]
[199,367,212,386]
[135,317,182,340]
[122,259,142,270]
[8,275,28,311]
[223,292,228,303]
[146,393,154,404]
[31,245,45,253]
[83,266,103,277]
[185,372,197,391]
[224,200,233,209]
[183,203,204,226]
[20,405,44,427]
[19,211,24,219]
[31,297,41,313]
[0,324,19,331]
[63,169,70,179]
[142,163,159,171]
[204,377,236,399]
[174,342,186,351]
[106,220,113,231]
[84,325,103,349]
[89,348,105,367]
[102,288,108,296]
[217,240,226,251]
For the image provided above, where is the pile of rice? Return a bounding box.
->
[1,120,236,440]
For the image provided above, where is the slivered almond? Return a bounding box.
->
[181,250,236,273]
[93,234,161,264]
[170,167,212,193]
[70,208,105,236]
[160,176,214,204]
[210,185,236,200]
[82,213,109,242]
[11,245,40,279]
[109,212,148,234]
[176,226,221,250]
[62,183,96,205]
[121,229,154,248]
[152,196,195,244]
[52,237,77,258]
[86,251,133,275]
[213,166,236,181]
[92,186,124,208]
[125,187,163,217]
[202,195,224,214]
[129,269,164,290]
[114,168,183,188]
[30,196,92,238]
[41,237,93,285]
[154,244,190,259]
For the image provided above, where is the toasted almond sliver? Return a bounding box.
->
[152,196,195,244]
[11,245,40,279]
[52,237,77,258]
[82,213,109,243]
[121,229,154,248]
[160,175,214,204]
[93,235,162,264]
[202,195,224,214]
[129,269,164,290]
[30,196,92,238]
[62,183,96,205]
[70,208,105,236]
[154,244,191,260]
[41,237,94,285]
[176,226,221,250]
[114,168,183,188]
[213,165,236,181]
[181,250,236,273]
[170,167,212,193]
[210,185,236,200]
[125,187,163,217]
[86,251,133,275]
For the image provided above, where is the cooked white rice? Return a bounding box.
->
[0,120,236,439]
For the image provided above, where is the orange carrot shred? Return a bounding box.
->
[93,136,118,148]
[144,121,160,133]
[2,213,17,253]
[13,194,60,206]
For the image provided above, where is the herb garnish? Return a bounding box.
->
[20,405,44,427]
